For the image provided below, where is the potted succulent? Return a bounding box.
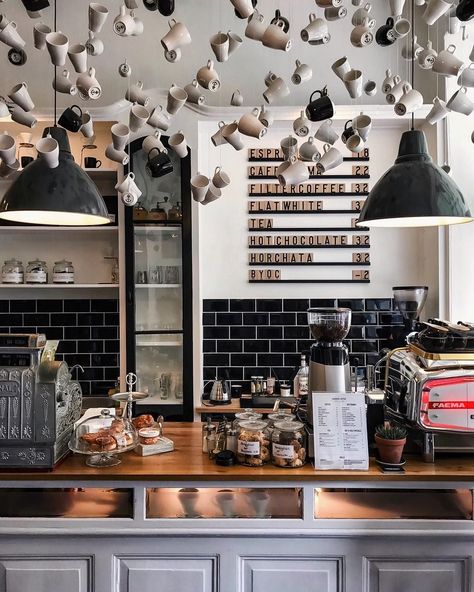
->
[375,423,407,464]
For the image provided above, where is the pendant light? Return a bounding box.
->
[0,0,110,226]
[357,0,472,228]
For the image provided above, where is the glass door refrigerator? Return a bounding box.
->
[124,136,193,421]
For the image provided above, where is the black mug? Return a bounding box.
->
[375,17,395,46]
[84,156,102,169]
[20,0,50,11]
[456,0,474,21]
[58,105,83,133]
[305,87,334,122]
[157,0,175,15]
[21,156,34,168]
[146,147,173,178]
[341,120,355,144]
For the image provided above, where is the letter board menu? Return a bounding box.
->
[247,148,371,283]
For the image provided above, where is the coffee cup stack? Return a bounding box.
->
[191,166,231,206]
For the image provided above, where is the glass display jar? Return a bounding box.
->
[232,408,263,429]
[69,408,138,467]
[202,417,216,453]
[267,411,296,428]
[271,420,306,468]
[53,259,75,284]
[2,259,24,284]
[25,259,48,284]
[237,420,270,467]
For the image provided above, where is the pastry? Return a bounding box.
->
[133,414,154,429]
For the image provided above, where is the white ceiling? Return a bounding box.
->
[0,0,442,112]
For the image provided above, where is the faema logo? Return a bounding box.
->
[429,401,469,410]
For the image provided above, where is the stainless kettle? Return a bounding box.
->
[209,379,232,405]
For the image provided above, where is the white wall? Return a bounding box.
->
[198,109,439,317]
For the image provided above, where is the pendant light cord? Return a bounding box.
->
[53,0,57,126]
[411,0,415,130]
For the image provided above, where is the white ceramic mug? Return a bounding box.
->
[111,122,130,151]
[418,40,437,69]
[169,130,188,158]
[0,97,9,118]
[315,0,343,6]
[10,107,37,128]
[53,68,77,95]
[227,31,243,55]
[0,19,25,50]
[230,0,254,18]
[432,44,464,76]
[185,80,205,105]
[164,47,181,63]
[191,173,210,202]
[67,43,87,73]
[211,121,227,146]
[277,156,309,186]
[352,3,375,26]
[364,80,377,96]
[425,97,451,125]
[238,108,267,139]
[280,135,298,160]
[317,144,343,173]
[0,132,16,164]
[8,82,34,112]
[147,106,170,131]
[389,0,406,15]
[76,66,102,100]
[89,3,109,33]
[113,4,136,36]
[129,103,150,132]
[458,63,474,88]
[395,85,423,115]
[315,119,338,144]
[299,136,321,162]
[343,69,363,98]
[325,6,348,20]
[196,60,220,92]
[85,31,104,56]
[221,121,244,150]
[332,56,351,80]
[105,143,129,165]
[382,68,397,93]
[210,31,230,62]
[350,19,374,47]
[293,110,311,137]
[36,134,59,168]
[292,60,312,85]
[262,20,291,51]
[263,76,290,104]
[33,22,50,49]
[346,133,365,153]
[258,105,273,127]
[231,89,243,106]
[301,14,329,43]
[161,18,191,52]
[446,86,474,116]
[422,0,455,25]
[390,17,411,39]
[245,11,266,41]
[214,491,235,517]
[386,77,406,104]
[125,81,150,106]
[167,84,187,114]
[201,184,222,206]
[45,30,69,66]
[80,111,94,138]
[212,166,230,188]
[401,35,423,60]
[142,130,164,155]
[352,112,372,141]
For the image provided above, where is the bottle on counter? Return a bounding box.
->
[293,354,309,398]
[202,417,217,454]
[225,425,238,453]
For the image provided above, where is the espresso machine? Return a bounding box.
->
[307,308,352,423]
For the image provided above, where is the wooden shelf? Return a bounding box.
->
[0,284,118,289]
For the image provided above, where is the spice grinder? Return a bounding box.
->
[307,308,352,424]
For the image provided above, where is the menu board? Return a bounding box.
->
[247,148,371,284]
[312,393,369,471]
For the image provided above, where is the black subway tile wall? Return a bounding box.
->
[203,298,403,390]
[0,299,119,396]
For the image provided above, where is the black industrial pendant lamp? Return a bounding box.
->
[0,0,110,226]
[357,0,472,228]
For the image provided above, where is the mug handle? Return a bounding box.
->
[310,89,322,101]
[148,147,160,158]
[295,59,301,67]
[252,107,260,116]
[323,143,331,153]
[387,17,394,26]
[207,59,213,69]
[309,13,316,22]
[447,44,456,53]
[393,74,401,84]
[215,166,221,174]
[72,104,82,116]
[344,120,352,130]
[218,120,225,128]
[96,160,102,168]
[168,18,177,28]
[365,3,371,11]
[129,172,135,179]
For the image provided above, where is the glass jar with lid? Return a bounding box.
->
[2,259,24,284]
[271,420,306,468]
[232,408,263,429]
[25,259,48,284]
[236,420,270,466]
[267,411,296,428]
[53,260,75,284]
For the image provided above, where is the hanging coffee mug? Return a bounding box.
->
[305,87,334,121]
[196,59,220,92]
[58,104,83,132]
[146,147,174,177]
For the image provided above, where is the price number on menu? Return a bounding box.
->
[352,234,370,245]
[352,252,370,263]
[351,182,369,194]
[355,148,370,158]
[351,200,366,212]
[352,270,370,281]
[352,165,369,177]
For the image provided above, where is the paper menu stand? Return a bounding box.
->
[312,392,369,470]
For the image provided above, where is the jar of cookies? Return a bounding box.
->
[271,421,306,468]
[237,420,270,467]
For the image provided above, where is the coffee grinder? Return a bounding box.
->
[306,308,352,424]
[391,286,428,348]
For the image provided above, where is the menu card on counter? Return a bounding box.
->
[312,393,369,470]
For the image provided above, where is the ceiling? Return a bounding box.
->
[0,0,439,113]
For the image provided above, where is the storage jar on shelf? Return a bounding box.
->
[2,259,24,284]
[271,420,306,468]
[53,260,75,284]
[236,420,270,467]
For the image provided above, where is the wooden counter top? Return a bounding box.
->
[196,398,277,414]
[2,424,474,482]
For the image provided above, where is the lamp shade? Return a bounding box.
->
[0,127,110,226]
[356,130,472,228]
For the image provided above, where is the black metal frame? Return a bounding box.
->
[124,136,193,421]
